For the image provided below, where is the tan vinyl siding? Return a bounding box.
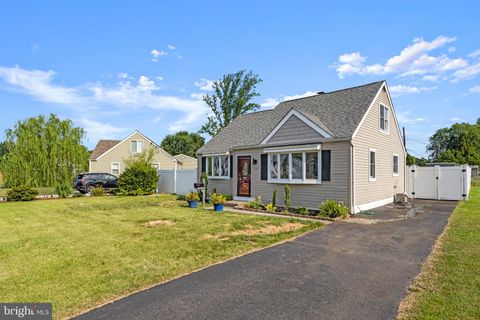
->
[174,155,197,169]
[268,115,322,144]
[353,87,406,207]
[89,132,176,175]
[232,142,351,209]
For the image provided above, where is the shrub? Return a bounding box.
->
[295,207,309,215]
[176,194,186,201]
[246,196,263,209]
[284,185,291,212]
[318,199,349,219]
[186,192,200,201]
[55,182,73,198]
[119,149,159,195]
[265,203,276,212]
[272,190,277,208]
[91,186,105,196]
[222,193,233,201]
[210,193,226,205]
[6,186,38,201]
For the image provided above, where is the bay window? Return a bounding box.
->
[206,155,229,179]
[268,151,321,184]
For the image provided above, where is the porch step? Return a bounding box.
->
[224,200,247,208]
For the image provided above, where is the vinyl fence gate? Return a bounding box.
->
[157,169,197,195]
[406,165,471,201]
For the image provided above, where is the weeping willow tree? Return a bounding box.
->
[0,114,89,187]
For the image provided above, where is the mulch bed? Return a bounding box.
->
[231,205,340,222]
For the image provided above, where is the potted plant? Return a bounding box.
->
[185,192,200,208]
[210,193,226,212]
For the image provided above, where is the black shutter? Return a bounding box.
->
[230,155,233,178]
[322,150,331,181]
[201,156,206,173]
[261,154,268,180]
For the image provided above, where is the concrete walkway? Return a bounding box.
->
[75,200,456,320]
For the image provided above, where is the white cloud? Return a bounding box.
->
[283,91,318,101]
[261,91,318,109]
[469,85,480,93]
[422,75,439,82]
[260,97,280,108]
[468,49,480,58]
[450,117,461,121]
[452,62,480,81]
[333,36,468,79]
[338,52,366,65]
[167,44,175,50]
[0,65,83,105]
[397,111,427,125]
[79,117,126,140]
[389,85,436,97]
[150,49,167,62]
[118,72,129,79]
[194,78,214,91]
[90,77,208,131]
[156,76,164,81]
[448,46,456,53]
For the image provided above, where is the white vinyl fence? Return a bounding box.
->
[407,165,471,201]
[157,169,197,195]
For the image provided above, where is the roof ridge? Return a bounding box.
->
[275,80,385,105]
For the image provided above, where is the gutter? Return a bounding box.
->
[198,137,352,156]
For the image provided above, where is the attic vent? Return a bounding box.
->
[317,91,325,95]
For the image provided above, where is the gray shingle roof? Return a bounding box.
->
[197,81,384,154]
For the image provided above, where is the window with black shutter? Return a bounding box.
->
[321,150,331,181]
[230,155,233,178]
[261,154,268,180]
[201,157,206,173]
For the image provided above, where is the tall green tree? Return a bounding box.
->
[160,131,205,157]
[199,70,262,136]
[427,119,480,165]
[406,154,428,166]
[0,114,89,187]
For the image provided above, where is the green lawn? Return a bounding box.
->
[0,187,55,197]
[0,195,321,319]
[398,186,480,319]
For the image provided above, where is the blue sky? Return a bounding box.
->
[0,1,479,157]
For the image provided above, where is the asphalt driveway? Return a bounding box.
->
[75,200,456,320]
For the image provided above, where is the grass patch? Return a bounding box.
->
[0,187,55,197]
[398,186,480,319]
[0,194,321,319]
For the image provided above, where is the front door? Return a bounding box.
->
[237,156,251,197]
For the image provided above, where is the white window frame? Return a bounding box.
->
[267,151,322,184]
[206,155,230,180]
[153,163,160,171]
[379,104,389,134]
[131,140,143,153]
[111,162,120,175]
[369,148,376,182]
[392,154,399,176]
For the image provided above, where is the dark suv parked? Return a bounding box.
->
[73,173,119,194]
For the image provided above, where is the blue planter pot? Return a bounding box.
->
[188,200,198,208]
[213,203,224,212]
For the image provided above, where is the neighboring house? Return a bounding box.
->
[196,81,406,213]
[89,130,177,175]
[174,154,198,169]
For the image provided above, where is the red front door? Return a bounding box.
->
[237,156,251,197]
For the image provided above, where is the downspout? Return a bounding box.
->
[350,141,355,214]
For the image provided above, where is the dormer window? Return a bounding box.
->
[380,104,389,133]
